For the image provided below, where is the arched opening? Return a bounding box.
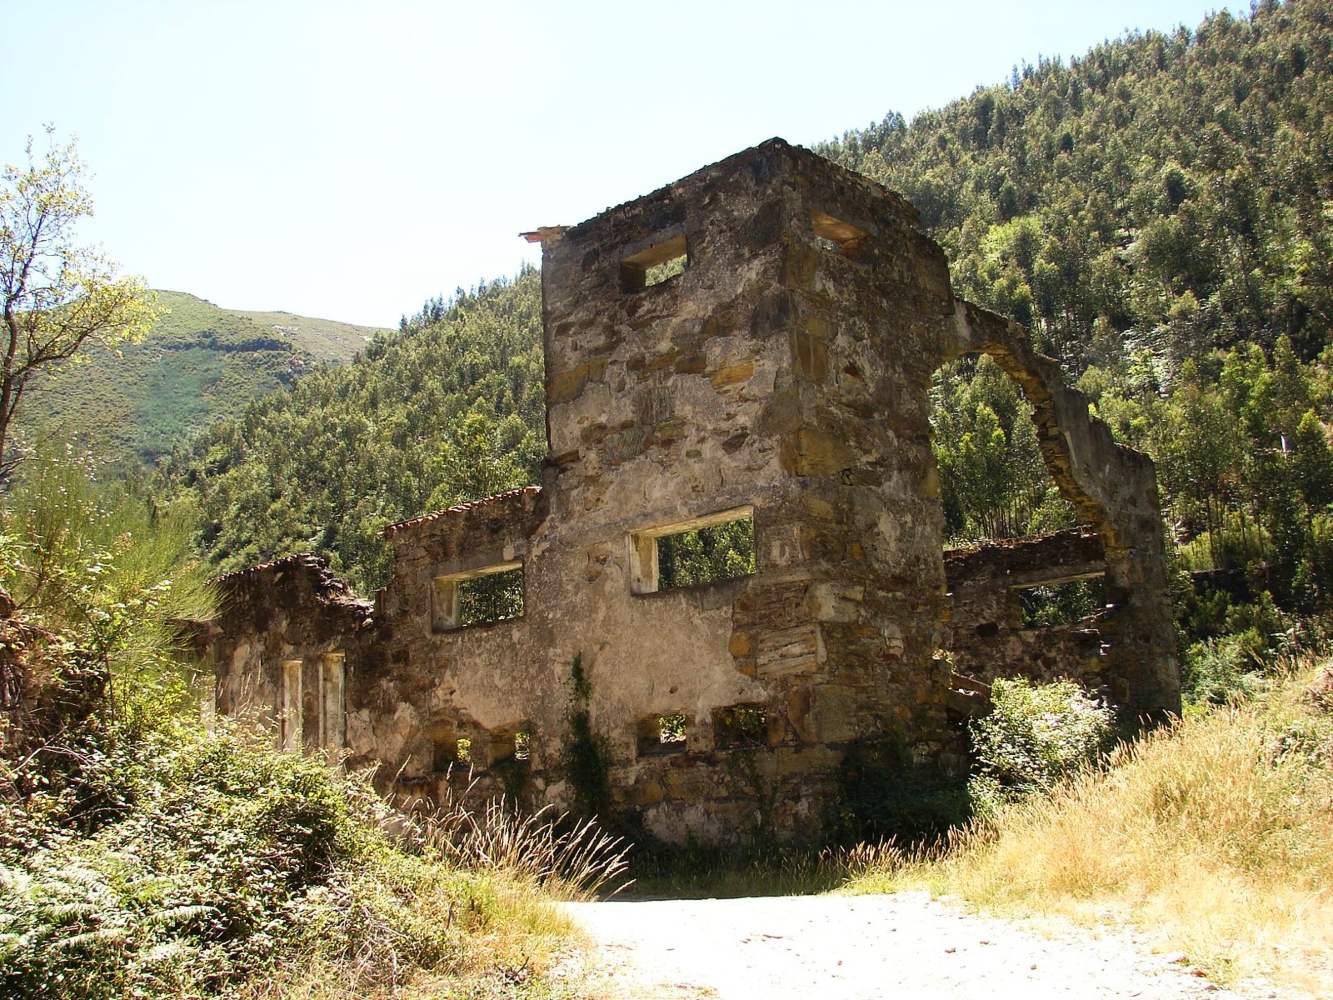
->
[931,353,1110,692]
[933,299,1180,717]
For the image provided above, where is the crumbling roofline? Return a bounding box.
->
[382,485,542,537]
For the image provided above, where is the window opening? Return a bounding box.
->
[621,234,688,292]
[637,712,687,756]
[490,728,533,766]
[629,506,755,595]
[433,736,472,772]
[714,704,768,749]
[1017,576,1106,628]
[432,562,524,631]
[811,209,868,257]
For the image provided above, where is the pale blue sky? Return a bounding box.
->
[5,0,1238,328]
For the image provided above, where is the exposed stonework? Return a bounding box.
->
[944,528,1111,694]
[208,139,1179,845]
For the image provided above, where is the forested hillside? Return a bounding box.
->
[16,291,383,469]
[163,273,544,590]
[819,0,1332,606]
[163,0,1331,605]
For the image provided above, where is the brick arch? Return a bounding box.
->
[940,299,1180,717]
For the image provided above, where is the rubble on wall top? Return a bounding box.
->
[382,485,542,537]
[212,553,373,614]
[212,551,327,584]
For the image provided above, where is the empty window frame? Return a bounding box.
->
[713,704,768,749]
[279,659,303,751]
[1017,575,1106,628]
[620,234,688,292]
[811,209,868,257]
[629,506,756,595]
[637,712,688,756]
[433,736,473,773]
[490,728,533,767]
[432,562,524,631]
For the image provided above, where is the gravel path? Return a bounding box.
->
[560,892,1261,999]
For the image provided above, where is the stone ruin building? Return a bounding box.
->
[206,139,1179,845]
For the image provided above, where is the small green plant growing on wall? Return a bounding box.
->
[562,654,610,817]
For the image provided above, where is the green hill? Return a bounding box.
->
[162,1,1330,606]
[17,290,386,469]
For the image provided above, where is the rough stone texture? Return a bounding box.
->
[943,302,1181,714]
[943,528,1112,694]
[208,138,1179,845]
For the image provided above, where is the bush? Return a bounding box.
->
[1183,634,1264,706]
[0,708,603,1000]
[1,720,368,998]
[969,678,1114,814]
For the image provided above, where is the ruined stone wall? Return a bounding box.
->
[943,303,1181,715]
[943,529,1113,693]
[210,554,372,755]
[526,138,962,842]
[207,138,1180,847]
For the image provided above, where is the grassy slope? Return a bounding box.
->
[846,663,1333,995]
[16,290,387,470]
[233,307,380,362]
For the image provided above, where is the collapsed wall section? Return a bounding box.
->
[942,302,1181,717]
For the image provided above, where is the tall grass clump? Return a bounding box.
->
[849,661,1333,994]
[407,786,631,900]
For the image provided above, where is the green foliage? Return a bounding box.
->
[656,713,687,744]
[0,709,520,1000]
[658,517,756,590]
[1183,634,1266,706]
[0,129,160,480]
[823,2,1333,578]
[823,2,1330,366]
[969,678,1115,814]
[159,271,544,593]
[1018,578,1104,628]
[457,567,524,627]
[17,291,385,472]
[0,448,214,717]
[932,356,1073,542]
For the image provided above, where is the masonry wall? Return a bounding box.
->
[208,138,1180,847]
[943,529,1113,693]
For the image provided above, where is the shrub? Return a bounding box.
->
[0,708,613,999]
[1183,634,1264,706]
[969,678,1114,814]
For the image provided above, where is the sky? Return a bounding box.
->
[5,0,1241,329]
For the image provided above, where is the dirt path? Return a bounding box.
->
[560,892,1264,999]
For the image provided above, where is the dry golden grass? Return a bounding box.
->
[847,661,1333,995]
